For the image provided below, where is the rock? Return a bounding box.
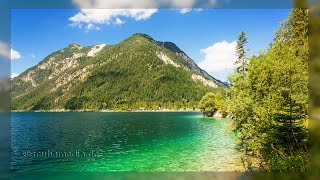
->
[213,111,223,118]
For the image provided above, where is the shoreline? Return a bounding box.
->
[11,109,202,113]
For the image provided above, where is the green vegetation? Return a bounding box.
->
[10,7,309,173]
[235,31,248,74]
[198,93,216,117]
[11,34,224,111]
[199,8,309,172]
[198,91,227,117]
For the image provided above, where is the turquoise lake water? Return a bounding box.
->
[11,112,242,172]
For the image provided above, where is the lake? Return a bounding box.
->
[11,112,242,172]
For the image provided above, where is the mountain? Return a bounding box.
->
[11,33,225,111]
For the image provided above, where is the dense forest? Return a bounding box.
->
[199,8,309,171]
[11,34,225,111]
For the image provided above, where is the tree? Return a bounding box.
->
[228,9,309,172]
[214,92,227,117]
[198,93,217,117]
[235,31,248,74]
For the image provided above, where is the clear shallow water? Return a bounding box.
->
[11,112,242,172]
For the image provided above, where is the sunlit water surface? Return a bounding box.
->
[11,112,242,172]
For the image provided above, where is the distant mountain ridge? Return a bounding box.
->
[11,33,225,111]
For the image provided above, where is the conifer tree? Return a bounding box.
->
[235,32,248,74]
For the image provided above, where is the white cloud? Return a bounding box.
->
[179,8,203,14]
[11,49,21,60]
[70,0,225,31]
[0,41,21,60]
[179,8,192,14]
[11,72,19,79]
[72,0,197,9]
[85,23,101,31]
[115,18,124,25]
[69,9,158,30]
[198,41,237,73]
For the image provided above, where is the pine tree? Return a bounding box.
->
[228,9,309,171]
[235,32,248,74]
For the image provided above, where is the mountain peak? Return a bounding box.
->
[67,43,83,49]
[11,33,225,111]
[120,33,156,47]
[132,33,154,41]
[127,33,183,54]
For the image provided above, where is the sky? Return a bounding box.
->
[10,8,291,81]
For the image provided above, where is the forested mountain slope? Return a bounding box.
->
[11,33,225,111]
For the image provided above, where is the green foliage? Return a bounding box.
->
[214,92,228,117]
[198,93,217,117]
[228,9,309,172]
[11,34,223,111]
[65,96,90,110]
[235,31,248,74]
[198,91,227,117]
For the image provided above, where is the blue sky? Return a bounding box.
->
[11,8,291,81]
